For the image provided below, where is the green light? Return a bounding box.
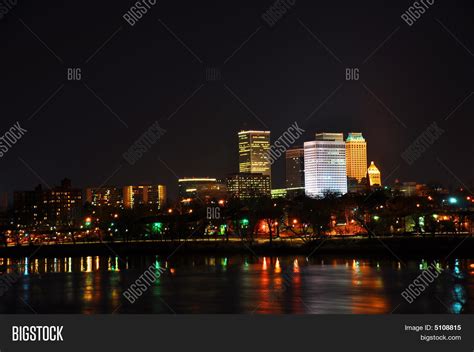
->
[448,197,458,204]
[240,219,249,226]
[152,222,163,234]
[219,224,226,236]
[373,215,380,221]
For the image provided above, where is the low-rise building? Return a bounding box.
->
[226,173,271,199]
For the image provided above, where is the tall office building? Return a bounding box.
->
[367,161,382,187]
[345,132,367,183]
[123,185,166,209]
[238,130,271,179]
[285,147,304,188]
[304,133,348,198]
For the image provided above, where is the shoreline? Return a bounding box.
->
[0,236,473,259]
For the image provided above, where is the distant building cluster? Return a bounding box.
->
[7,129,427,230]
[177,129,383,201]
[231,130,382,199]
[177,131,273,201]
[12,181,166,229]
[86,185,166,210]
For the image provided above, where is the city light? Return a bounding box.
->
[151,222,163,234]
[219,224,226,235]
[448,197,458,204]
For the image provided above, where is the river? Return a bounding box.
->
[0,255,471,314]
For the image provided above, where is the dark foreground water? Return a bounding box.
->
[0,255,472,314]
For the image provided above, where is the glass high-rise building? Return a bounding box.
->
[238,130,271,179]
[285,147,304,189]
[304,133,348,198]
[345,132,367,183]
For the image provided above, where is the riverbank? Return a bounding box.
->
[0,235,473,258]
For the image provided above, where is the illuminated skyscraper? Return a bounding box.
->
[367,161,382,187]
[304,133,347,197]
[238,130,271,179]
[345,132,367,183]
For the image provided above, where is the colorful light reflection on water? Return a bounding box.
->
[0,255,472,314]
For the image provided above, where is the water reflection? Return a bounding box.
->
[0,256,132,275]
[0,255,473,314]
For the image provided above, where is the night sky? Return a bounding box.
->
[0,0,473,200]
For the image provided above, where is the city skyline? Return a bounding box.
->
[4,126,461,206]
[3,118,468,200]
[3,0,474,325]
